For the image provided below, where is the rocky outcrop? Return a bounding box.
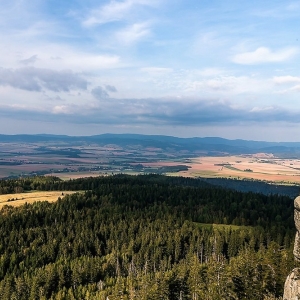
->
[294,197,300,262]
[294,232,300,263]
[284,269,300,300]
[283,196,300,299]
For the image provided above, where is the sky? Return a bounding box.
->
[1,0,300,141]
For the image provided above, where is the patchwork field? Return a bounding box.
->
[1,137,300,184]
[49,155,300,184]
[175,155,300,184]
[0,191,77,208]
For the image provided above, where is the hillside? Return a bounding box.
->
[1,133,300,156]
[0,174,296,299]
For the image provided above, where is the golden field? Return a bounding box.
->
[180,154,300,183]
[141,154,300,184]
[49,154,300,184]
[0,191,77,209]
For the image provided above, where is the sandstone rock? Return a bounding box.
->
[284,196,300,298]
[295,196,300,232]
[295,210,300,233]
[283,268,300,300]
[294,232,300,262]
[294,196,300,211]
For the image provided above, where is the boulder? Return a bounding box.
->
[283,268,300,300]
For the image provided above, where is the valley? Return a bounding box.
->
[1,134,300,185]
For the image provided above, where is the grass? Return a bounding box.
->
[0,191,78,208]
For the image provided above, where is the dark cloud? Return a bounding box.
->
[136,100,299,126]
[19,55,38,65]
[91,86,109,100]
[1,98,300,127]
[105,85,117,92]
[0,67,88,92]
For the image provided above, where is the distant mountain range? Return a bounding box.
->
[1,133,300,156]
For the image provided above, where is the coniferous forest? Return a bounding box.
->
[0,174,297,299]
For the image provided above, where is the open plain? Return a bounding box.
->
[179,155,300,183]
[135,155,300,184]
[1,134,300,184]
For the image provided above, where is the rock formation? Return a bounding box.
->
[283,196,300,299]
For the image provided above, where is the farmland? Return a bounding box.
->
[179,154,300,183]
[1,134,300,185]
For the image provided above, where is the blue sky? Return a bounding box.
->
[1,0,300,141]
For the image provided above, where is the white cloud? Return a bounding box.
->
[290,85,300,92]
[61,53,121,71]
[273,76,300,94]
[180,75,271,95]
[116,22,151,44]
[83,0,155,27]
[232,47,298,64]
[250,106,276,112]
[196,68,225,77]
[141,67,173,75]
[53,105,71,114]
[83,1,133,26]
[0,43,121,72]
[273,75,300,84]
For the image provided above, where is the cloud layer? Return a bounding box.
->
[1,97,299,128]
[0,0,300,140]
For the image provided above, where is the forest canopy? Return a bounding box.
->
[0,174,296,299]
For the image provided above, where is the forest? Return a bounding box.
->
[0,174,297,299]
